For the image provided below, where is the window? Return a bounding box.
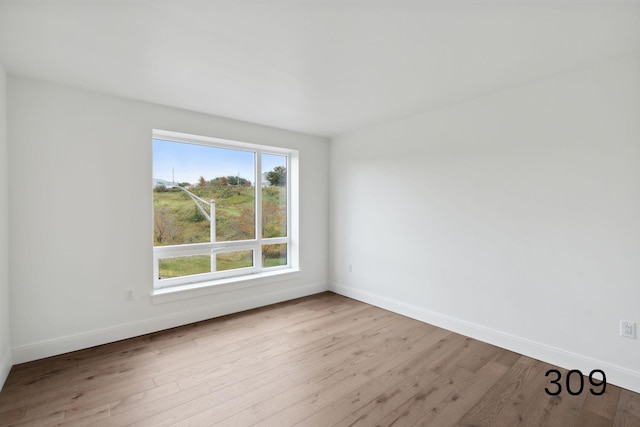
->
[152,130,298,291]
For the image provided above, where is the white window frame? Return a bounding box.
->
[152,129,299,291]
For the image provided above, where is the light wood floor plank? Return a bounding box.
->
[0,292,637,427]
[411,361,507,426]
[222,326,441,426]
[164,321,418,426]
[332,333,470,427]
[456,356,550,426]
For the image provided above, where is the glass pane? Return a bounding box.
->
[153,139,256,246]
[262,244,287,268]
[158,255,211,279]
[158,250,254,280]
[216,250,254,272]
[261,154,287,238]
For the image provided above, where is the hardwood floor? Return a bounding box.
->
[0,292,638,426]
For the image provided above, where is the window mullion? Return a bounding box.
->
[286,154,292,267]
[256,150,263,270]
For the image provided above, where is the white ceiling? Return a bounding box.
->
[0,1,639,137]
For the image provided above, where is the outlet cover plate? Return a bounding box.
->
[620,320,636,339]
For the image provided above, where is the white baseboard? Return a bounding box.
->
[330,282,640,393]
[0,348,12,392]
[12,281,328,365]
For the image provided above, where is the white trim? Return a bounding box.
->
[289,153,300,270]
[285,153,292,266]
[12,281,328,365]
[256,151,263,266]
[153,129,293,156]
[152,268,301,304]
[0,348,12,392]
[329,282,640,393]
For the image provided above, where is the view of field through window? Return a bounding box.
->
[153,138,288,281]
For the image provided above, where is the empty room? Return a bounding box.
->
[0,1,639,426]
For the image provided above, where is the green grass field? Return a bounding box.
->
[154,185,287,279]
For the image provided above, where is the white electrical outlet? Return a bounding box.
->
[620,320,636,339]
[125,289,135,301]
[347,264,352,273]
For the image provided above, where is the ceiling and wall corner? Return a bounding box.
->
[0,1,638,137]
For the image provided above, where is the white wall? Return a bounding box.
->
[7,77,329,363]
[0,65,11,390]
[330,54,640,392]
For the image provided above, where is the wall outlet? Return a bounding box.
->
[125,289,135,301]
[347,264,352,273]
[620,320,636,339]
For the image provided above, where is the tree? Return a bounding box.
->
[262,202,286,238]
[237,177,251,186]
[154,207,179,244]
[239,206,255,239]
[266,166,287,186]
[211,176,251,187]
[198,176,207,188]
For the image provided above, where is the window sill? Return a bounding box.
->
[151,268,301,304]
